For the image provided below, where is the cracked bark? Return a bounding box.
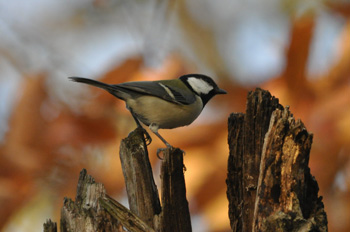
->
[226,88,328,232]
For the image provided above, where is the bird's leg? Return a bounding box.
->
[129,108,152,145]
[149,123,173,159]
[149,123,171,147]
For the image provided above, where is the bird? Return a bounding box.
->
[69,74,227,148]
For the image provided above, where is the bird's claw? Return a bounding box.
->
[156,147,167,159]
[140,128,152,145]
[156,146,186,159]
[156,144,174,159]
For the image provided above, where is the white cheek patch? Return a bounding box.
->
[187,77,214,95]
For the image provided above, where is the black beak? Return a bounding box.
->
[216,88,227,94]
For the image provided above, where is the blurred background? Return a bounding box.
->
[0,0,349,231]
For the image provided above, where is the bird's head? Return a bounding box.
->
[180,74,227,106]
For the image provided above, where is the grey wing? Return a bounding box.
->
[115,81,196,105]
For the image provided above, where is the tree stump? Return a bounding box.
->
[59,169,122,232]
[44,128,191,232]
[226,88,328,231]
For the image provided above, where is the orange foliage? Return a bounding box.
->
[0,6,350,232]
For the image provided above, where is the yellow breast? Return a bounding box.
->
[126,95,203,129]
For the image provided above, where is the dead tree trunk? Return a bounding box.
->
[226,88,328,231]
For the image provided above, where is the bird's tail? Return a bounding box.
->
[68,77,112,90]
[69,76,125,98]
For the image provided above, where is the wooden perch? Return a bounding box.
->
[119,127,192,232]
[160,148,192,232]
[45,126,192,232]
[226,88,328,231]
[119,127,161,228]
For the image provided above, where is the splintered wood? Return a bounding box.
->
[227,88,327,232]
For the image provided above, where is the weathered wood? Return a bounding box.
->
[43,219,57,232]
[242,89,283,232]
[99,195,155,232]
[120,128,192,231]
[252,107,327,231]
[46,168,159,232]
[60,169,121,232]
[227,88,283,231]
[160,147,192,232]
[119,127,161,228]
[227,88,328,232]
[46,127,193,232]
[226,113,244,231]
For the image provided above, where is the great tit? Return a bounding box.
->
[69,74,227,148]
